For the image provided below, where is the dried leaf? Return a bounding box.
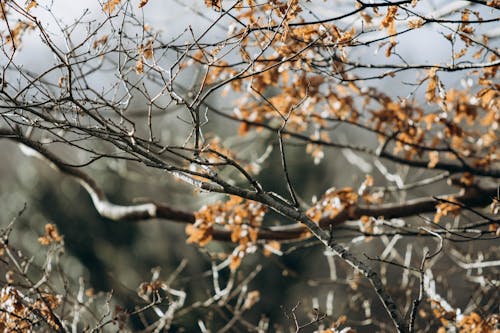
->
[93,35,108,49]
[58,76,66,88]
[380,6,397,43]
[472,48,484,59]
[477,88,497,108]
[459,172,474,186]
[26,0,37,11]
[5,21,34,48]
[490,197,499,215]
[204,0,221,9]
[457,312,498,333]
[385,42,396,57]
[103,0,121,14]
[360,11,372,25]
[428,151,439,168]
[263,240,281,256]
[135,57,144,74]
[408,18,423,29]
[434,199,461,223]
[229,254,242,271]
[425,68,439,102]
[453,48,467,59]
[242,290,260,310]
[143,40,154,59]
[238,122,249,136]
[38,223,63,245]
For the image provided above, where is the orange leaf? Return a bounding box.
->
[38,223,63,245]
[229,254,242,271]
[428,151,439,168]
[238,122,249,136]
[135,57,144,74]
[385,42,396,57]
[93,35,108,49]
[242,290,260,310]
[380,6,397,43]
[434,199,461,223]
[425,68,439,102]
[143,40,154,59]
[460,172,474,186]
[103,0,121,14]
[408,18,423,29]
[26,0,37,11]
[263,240,281,256]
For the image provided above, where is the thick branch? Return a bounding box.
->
[2,129,496,243]
[0,129,194,223]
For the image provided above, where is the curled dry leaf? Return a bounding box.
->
[93,35,108,49]
[434,198,461,223]
[408,18,423,29]
[143,40,154,59]
[26,0,37,11]
[380,6,397,43]
[103,0,121,14]
[135,57,144,74]
[426,68,439,102]
[5,21,35,48]
[38,223,63,245]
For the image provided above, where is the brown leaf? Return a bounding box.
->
[38,223,63,245]
[143,40,154,59]
[408,18,423,29]
[427,151,439,168]
[242,290,260,310]
[459,172,474,186]
[229,253,242,271]
[263,240,281,256]
[204,0,221,9]
[103,0,121,14]
[93,35,108,49]
[238,122,249,136]
[434,199,461,223]
[5,21,34,48]
[453,48,467,59]
[26,0,37,11]
[380,6,397,43]
[385,42,396,57]
[135,57,144,74]
[425,68,438,102]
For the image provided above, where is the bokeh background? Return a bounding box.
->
[1,1,498,331]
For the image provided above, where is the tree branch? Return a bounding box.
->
[2,128,496,244]
[0,129,194,223]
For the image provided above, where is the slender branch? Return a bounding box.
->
[205,108,500,178]
[1,128,496,243]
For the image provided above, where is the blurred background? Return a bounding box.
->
[1,1,498,332]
